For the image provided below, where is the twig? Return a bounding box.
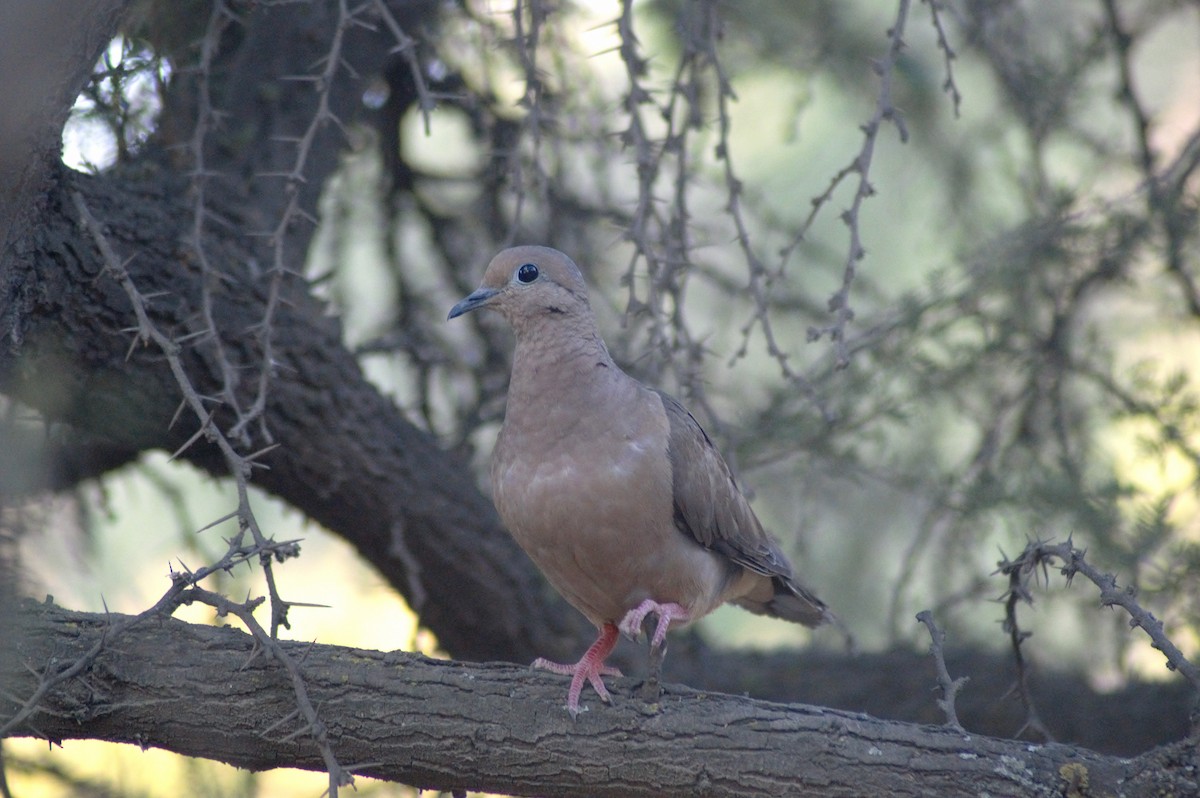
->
[922,0,961,117]
[507,0,552,244]
[915,611,968,732]
[997,542,1056,742]
[371,0,434,134]
[2,552,246,738]
[188,0,250,446]
[614,0,727,426]
[73,192,295,628]
[997,537,1200,745]
[797,0,912,369]
[1002,538,1200,691]
[1101,0,1200,319]
[181,586,352,793]
[693,0,825,414]
[66,192,350,795]
[235,0,359,445]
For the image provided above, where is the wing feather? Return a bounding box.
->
[656,390,829,627]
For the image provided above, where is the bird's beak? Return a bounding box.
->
[447,287,500,320]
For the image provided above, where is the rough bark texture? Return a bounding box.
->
[4,603,1197,798]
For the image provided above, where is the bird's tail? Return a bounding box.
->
[733,576,855,650]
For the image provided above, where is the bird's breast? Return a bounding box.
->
[491,387,732,625]
[494,419,669,545]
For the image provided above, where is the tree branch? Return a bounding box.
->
[1,155,593,665]
[4,602,1197,798]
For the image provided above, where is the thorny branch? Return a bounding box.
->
[614,0,728,431]
[188,0,247,445]
[1102,0,1200,319]
[508,0,551,243]
[694,0,829,415]
[611,0,940,427]
[0,537,301,739]
[185,0,367,448]
[794,0,912,369]
[65,193,352,796]
[74,192,291,633]
[234,0,360,445]
[179,586,359,786]
[998,542,1058,743]
[998,538,1200,741]
[371,0,434,135]
[923,0,962,117]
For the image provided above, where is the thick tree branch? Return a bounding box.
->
[4,603,1196,798]
[1,163,583,665]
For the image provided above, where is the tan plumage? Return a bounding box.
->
[449,245,831,715]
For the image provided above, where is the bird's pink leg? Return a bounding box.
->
[532,622,622,718]
[618,600,691,648]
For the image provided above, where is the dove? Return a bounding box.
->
[449,245,831,716]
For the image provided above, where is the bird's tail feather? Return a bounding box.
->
[732,576,855,651]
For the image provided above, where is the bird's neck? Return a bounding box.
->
[506,315,623,416]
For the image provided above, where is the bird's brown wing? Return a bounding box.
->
[655,389,829,626]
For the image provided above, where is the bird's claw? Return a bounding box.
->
[533,623,622,717]
[618,616,644,642]
[618,603,653,641]
[619,600,691,649]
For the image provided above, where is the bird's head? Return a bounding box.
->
[447,246,593,331]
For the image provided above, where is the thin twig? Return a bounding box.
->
[1101,0,1200,319]
[1002,539,1200,691]
[915,610,968,732]
[997,537,1200,745]
[0,542,288,739]
[66,192,349,794]
[997,541,1056,742]
[234,0,358,445]
[181,586,352,792]
[372,0,434,134]
[798,0,912,369]
[922,0,961,117]
[189,0,250,445]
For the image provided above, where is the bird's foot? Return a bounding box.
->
[531,622,621,718]
[618,600,690,648]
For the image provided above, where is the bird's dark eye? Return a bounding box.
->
[516,263,539,284]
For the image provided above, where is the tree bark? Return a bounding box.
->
[4,603,1196,798]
